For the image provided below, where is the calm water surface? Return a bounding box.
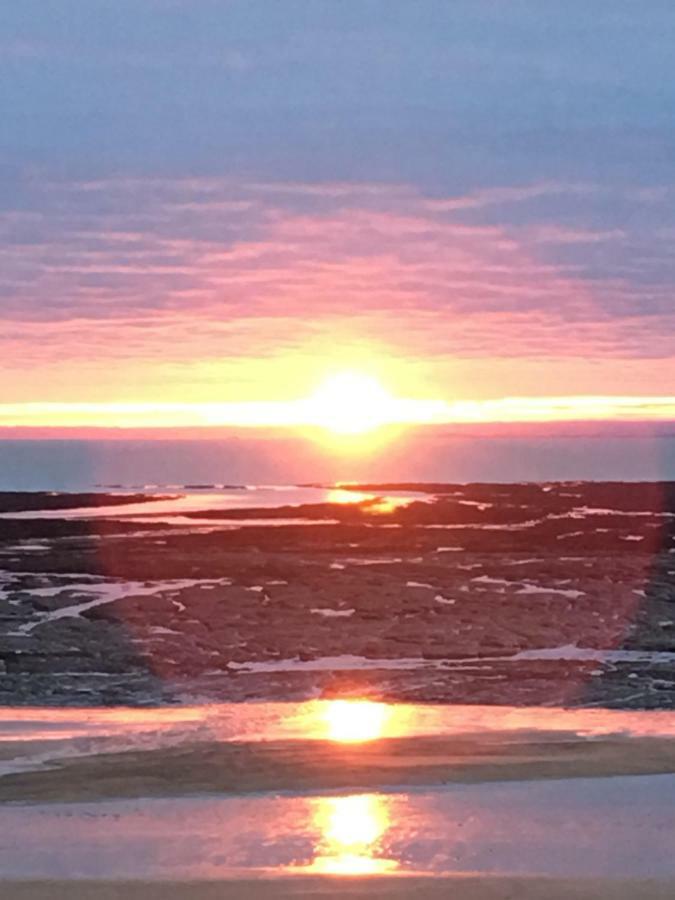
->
[1,777,674,879]
[2,702,675,879]
[1,434,674,490]
[3,700,675,768]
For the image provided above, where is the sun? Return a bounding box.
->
[295,367,448,441]
[304,371,397,435]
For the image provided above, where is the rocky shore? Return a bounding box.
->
[0,482,673,707]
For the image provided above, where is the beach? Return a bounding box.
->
[1,483,674,894]
[5,0,675,892]
[3,877,675,900]
[2,741,675,891]
[0,482,674,708]
[3,728,675,803]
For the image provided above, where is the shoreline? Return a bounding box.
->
[2,774,675,884]
[2,877,675,900]
[2,731,675,804]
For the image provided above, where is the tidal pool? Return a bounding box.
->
[1,776,675,879]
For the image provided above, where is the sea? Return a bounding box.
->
[0,431,674,491]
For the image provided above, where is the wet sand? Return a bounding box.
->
[2,731,675,803]
[1,486,674,893]
[2,877,675,899]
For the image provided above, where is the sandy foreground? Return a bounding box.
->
[2,877,675,900]
[1,735,675,892]
[2,731,675,803]
[2,724,675,896]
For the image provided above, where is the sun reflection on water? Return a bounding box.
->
[285,701,400,875]
[305,794,399,875]
[323,699,391,743]
[278,698,420,743]
[325,488,410,515]
[326,488,375,505]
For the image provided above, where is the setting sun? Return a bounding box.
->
[4,1,675,892]
[304,372,398,435]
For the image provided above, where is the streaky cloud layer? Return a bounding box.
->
[1,1,674,410]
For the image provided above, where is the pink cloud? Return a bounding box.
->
[1,175,674,402]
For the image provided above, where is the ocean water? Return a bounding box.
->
[2,776,675,878]
[0,432,674,491]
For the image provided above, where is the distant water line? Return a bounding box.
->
[1,433,674,490]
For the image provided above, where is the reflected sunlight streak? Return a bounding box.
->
[325,488,376,505]
[306,794,399,876]
[323,700,391,743]
[325,488,409,514]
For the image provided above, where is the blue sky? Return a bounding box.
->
[3,1,674,182]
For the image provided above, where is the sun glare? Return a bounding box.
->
[305,794,399,876]
[304,371,398,435]
[324,699,390,742]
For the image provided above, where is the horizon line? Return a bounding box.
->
[1,418,674,443]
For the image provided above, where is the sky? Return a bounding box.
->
[1,1,674,430]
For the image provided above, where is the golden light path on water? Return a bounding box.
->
[321,699,392,743]
[303,793,399,875]
[4,698,675,743]
[265,698,675,876]
[294,700,398,874]
[3,700,675,878]
[325,487,412,514]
